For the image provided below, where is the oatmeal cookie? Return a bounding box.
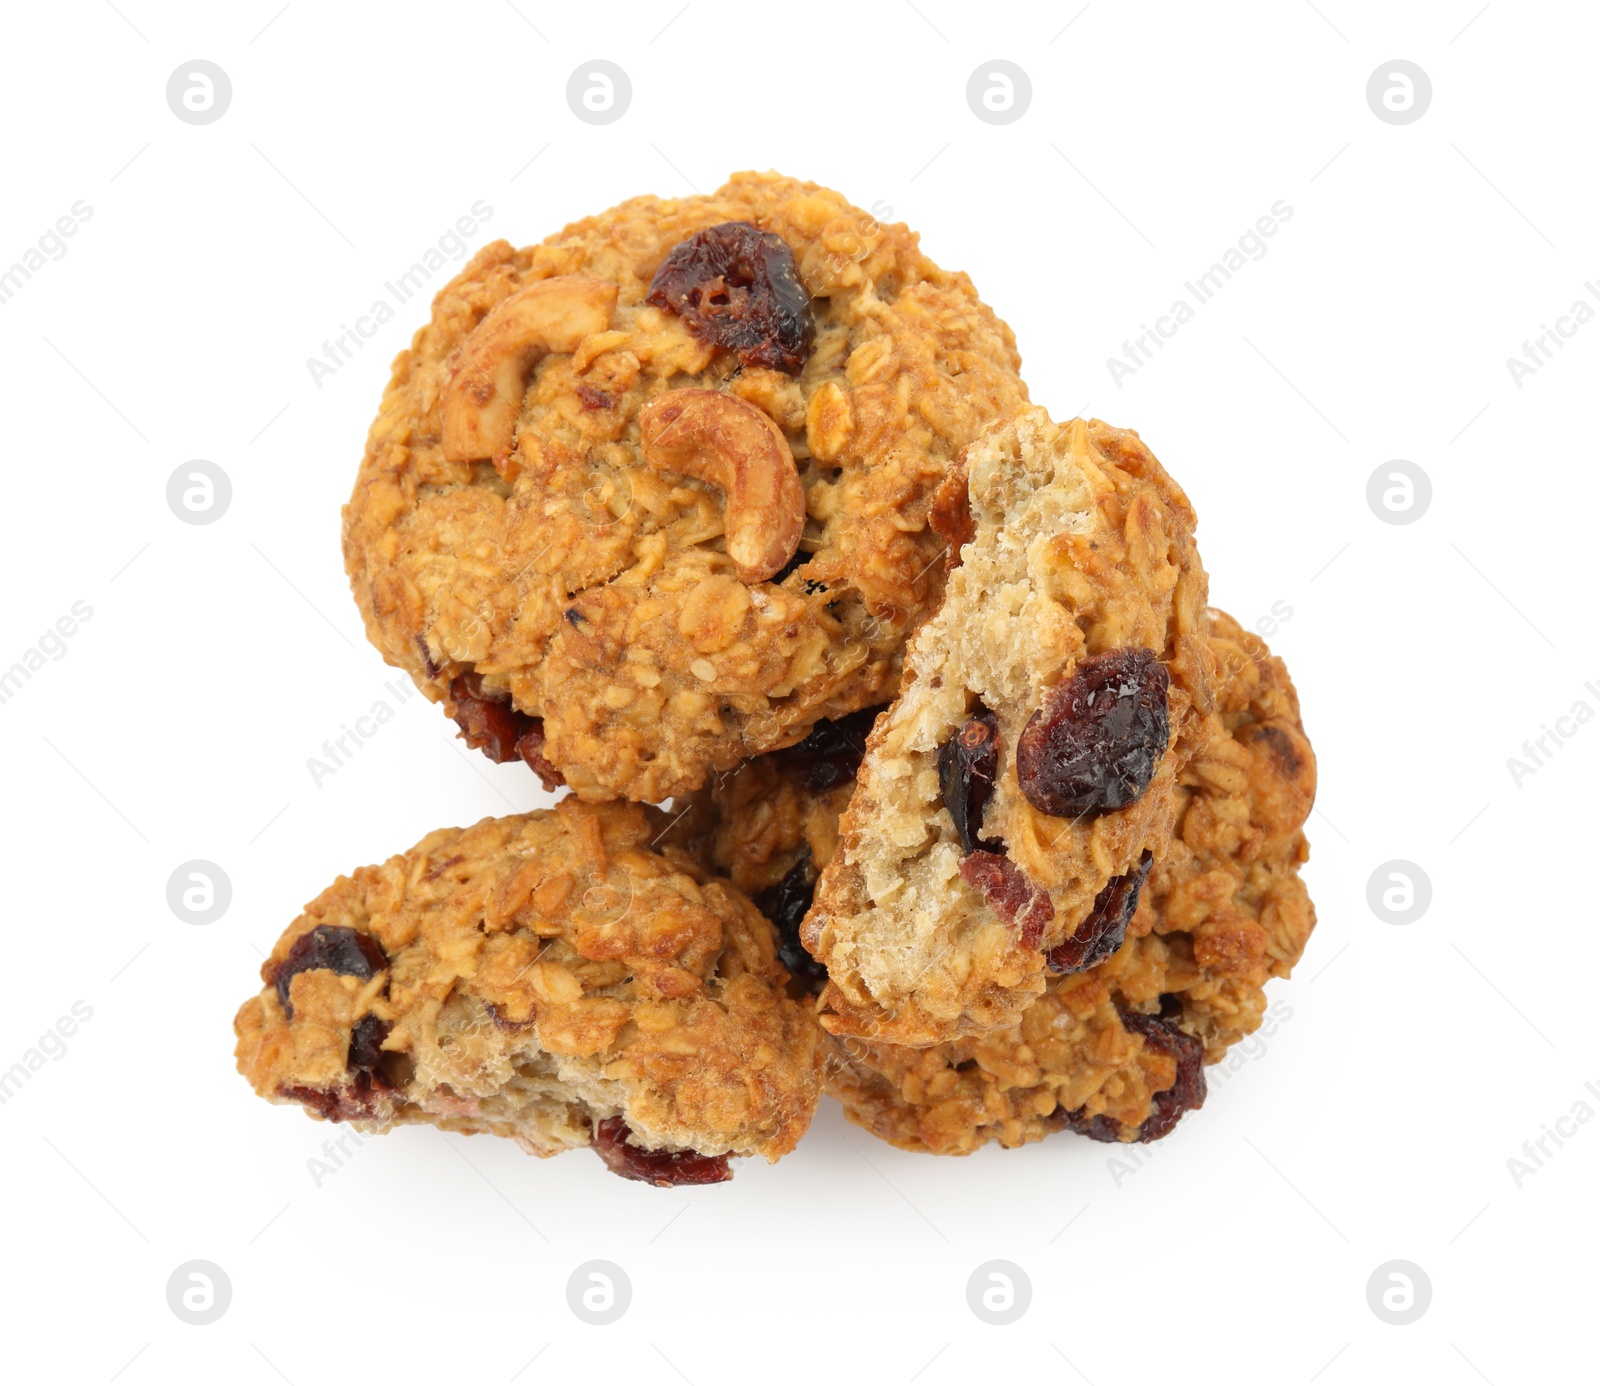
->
[800,409,1213,1046]
[233,799,824,1184]
[344,171,1027,804]
[826,610,1316,1149]
[679,610,1315,1150]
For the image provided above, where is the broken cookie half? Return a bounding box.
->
[802,408,1215,1046]
[678,609,1315,1151]
[233,799,824,1185]
[826,609,1317,1150]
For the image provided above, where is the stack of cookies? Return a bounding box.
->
[234,173,1317,1184]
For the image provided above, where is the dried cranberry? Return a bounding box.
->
[280,1074,390,1123]
[646,222,814,374]
[576,383,614,411]
[272,925,388,1017]
[780,705,886,794]
[1064,1009,1206,1143]
[514,720,565,792]
[959,849,1053,949]
[938,709,1001,854]
[1016,648,1170,819]
[592,1115,732,1187]
[753,855,827,995]
[448,675,566,789]
[347,1014,391,1073]
[1046,851,1153,974]
[448,676,524,762]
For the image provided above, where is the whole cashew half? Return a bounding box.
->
[441,275,618,463]
[638,388,806,584]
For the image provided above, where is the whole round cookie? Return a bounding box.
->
[800,408,1214,1046]
[233,799,824,1184]
[676,609,1316,1150]
[344,171,1028,804]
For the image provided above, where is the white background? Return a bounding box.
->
[1,2,1594,1382]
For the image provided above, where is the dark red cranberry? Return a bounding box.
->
[646,222,814,374]
[1017,648,1170,819]
[280,1072,390,1123]
[753,855,827,995]
[1045,851,1153,974]
[780,705,886,794]
[576,383,614,411]
[959,849,1053,949]
[448,676,524,762]
[514,720,565,792]
[938,709,1001,854]
[1064,1009,1206,1143]
[447,675,566,789]
[271,925,387,1017]
[347,1014,391,1072]
[592,1115,732,1187]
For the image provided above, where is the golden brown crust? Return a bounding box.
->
[233,800,823,1165]
[801,410,1214,1045]
[674,609,1313,1152]
[343,171,1027,803]
[824,610,1316,1152]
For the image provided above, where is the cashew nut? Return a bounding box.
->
[441,275,618,463]
[638,388,805,584]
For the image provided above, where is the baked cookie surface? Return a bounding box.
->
[344,171,1027,804]
[680,610,1315,1151]
[826,610,1316,1150]
[233,800,824,1184]
[800,409,1214,1045]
